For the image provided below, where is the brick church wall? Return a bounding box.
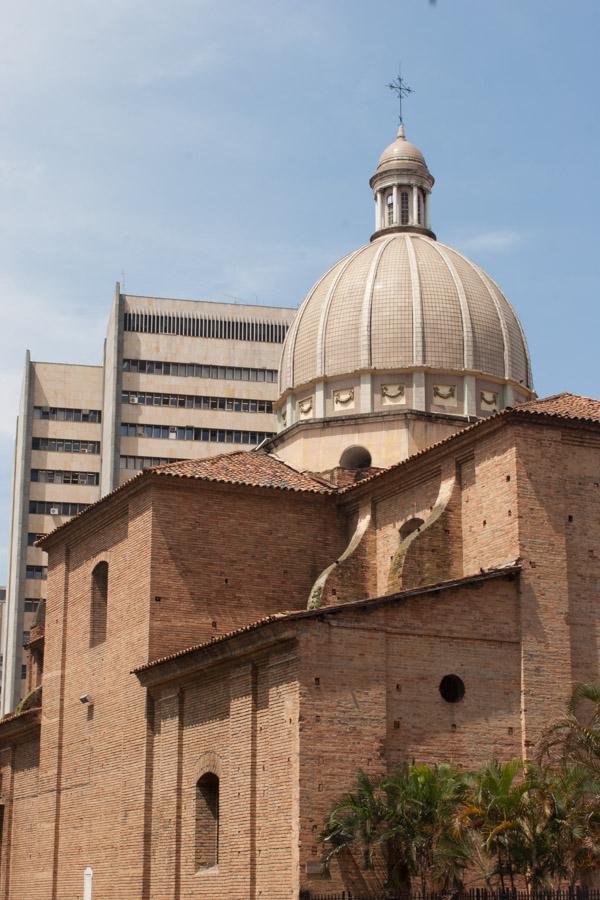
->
[513,422,600,751]
[148,640,300,899]
[148,480,346,659]
[297,573,522,895]
[2,414,600,898]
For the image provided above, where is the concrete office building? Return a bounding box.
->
[2,291,294,713]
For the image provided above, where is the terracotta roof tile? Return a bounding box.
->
[39,450,336,546]
[512,391,600,422]
[148,450,336,493]
[340,392,600,494]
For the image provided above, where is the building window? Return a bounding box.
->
[21,665,27,680]
[418,190,424,225]
[22,632,30,645]
[33,406,101,423]
[25,565,47,580]
[386,193,394,226]
[31,469,99,486]
[439,674,465,704]
[28,500,89,517]
[27,532,46,546]
[195,773,219,870]
[122,358,278,383]
[123,312,288,343]
[120,390,273,414]
[90,562,108,648]
[401,191,409,225]
[32,437,100,454]
[119,423,274,445]
[120,455,183,471]
[24,599,40,613]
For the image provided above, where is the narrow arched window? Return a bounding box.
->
[90,562,108,647]
[401,191,409,224]
[196,773,219,870]
[386,193,394,226]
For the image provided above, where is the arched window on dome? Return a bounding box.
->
[400,191,409,225]
[386,193,394,226]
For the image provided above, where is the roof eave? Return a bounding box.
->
[133,564,521,686]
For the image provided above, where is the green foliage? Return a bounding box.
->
[538,681,600,776]
[321,683,600,892]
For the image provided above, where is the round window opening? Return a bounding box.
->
[339,445,372,470]
[439,674,465,704]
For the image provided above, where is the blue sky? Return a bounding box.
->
[1,0,599,580]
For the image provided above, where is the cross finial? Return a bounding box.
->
[387,67,414,125]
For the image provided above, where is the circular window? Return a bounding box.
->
[439,674,465,704]
[339,445,372,470]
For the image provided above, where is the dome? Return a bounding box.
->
[279,232,532,395]
[375,124,430,178]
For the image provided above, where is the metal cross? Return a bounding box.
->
[387,69,414,125]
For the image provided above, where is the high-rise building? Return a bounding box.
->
[2,289,295,713]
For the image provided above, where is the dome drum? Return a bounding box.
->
[276,368,531,431]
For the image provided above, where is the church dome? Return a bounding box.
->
[279,232,532,395]
[274,122,534,445]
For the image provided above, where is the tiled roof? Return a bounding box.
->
[0,707,41,735]
[148,451,336,493]
[340,392,600,494]
[512,392,600,422]
[133,564,520,676]
[39,450,336,546]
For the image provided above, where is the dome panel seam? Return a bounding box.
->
[359,237,396,370]
[316,245,371,379]
[405,235,424,367]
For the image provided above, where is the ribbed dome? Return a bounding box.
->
[279,233,532,394]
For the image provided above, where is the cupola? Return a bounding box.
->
[369,124,435,240]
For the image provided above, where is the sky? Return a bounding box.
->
[0,0,599,580]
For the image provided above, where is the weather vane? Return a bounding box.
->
[387,68,414,125]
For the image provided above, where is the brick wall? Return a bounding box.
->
[148,480,346,659]
[1,416,600,899]
[297,574,522,895]
[147,642,300,899]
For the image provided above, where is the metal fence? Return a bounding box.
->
[299,890,600,900]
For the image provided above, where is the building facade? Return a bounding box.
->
[0,392,599,898]
[2,294,294,713]
[0,119,595,900]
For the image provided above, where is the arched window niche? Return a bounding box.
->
[89,561,108,648]
[195,772,219,871]
[399,516,425,542]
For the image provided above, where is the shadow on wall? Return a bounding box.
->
[387,470,463,593]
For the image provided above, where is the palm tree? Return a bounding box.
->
[458,759,527,889]
[322,763,469,893]
[545,762,600,888]
[461,759,600,892]
[538,682,600,774]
